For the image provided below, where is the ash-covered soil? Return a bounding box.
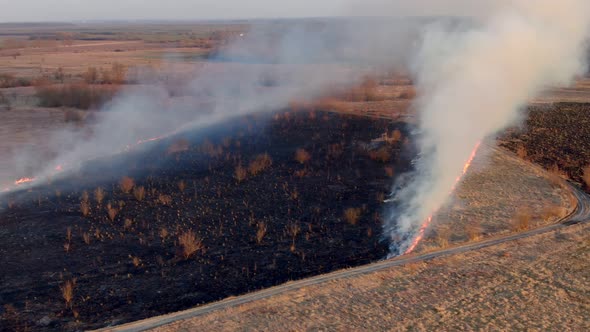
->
[0,111,412,331]
[500,102,590,190]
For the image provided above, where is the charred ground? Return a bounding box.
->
[0,111,412,331]
[500,102,590,191]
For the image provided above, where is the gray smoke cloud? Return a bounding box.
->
[386,0,590,254]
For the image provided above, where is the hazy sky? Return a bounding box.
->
[0,0,501,22]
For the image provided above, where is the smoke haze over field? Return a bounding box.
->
[387,0,590,253]
[1,18,420,189]
[2,1,589,257]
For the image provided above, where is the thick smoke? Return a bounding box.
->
[386,0,590,253]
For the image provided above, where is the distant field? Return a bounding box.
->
[0,21,247,79]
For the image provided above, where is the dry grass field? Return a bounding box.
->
[416,146,575,253]
[149,222,590,332]
[0,22,245,77]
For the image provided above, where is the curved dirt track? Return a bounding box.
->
[97,181,590,332]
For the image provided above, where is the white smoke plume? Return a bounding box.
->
[386,0,590,253]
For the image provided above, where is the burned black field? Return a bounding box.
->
[500,102,590,190]
[0,111,412,331]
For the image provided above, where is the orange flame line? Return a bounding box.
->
[404,141,482,255]
[4,133,171,193]
[15,177,36,185]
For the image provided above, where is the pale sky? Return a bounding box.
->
[0,0,501,22]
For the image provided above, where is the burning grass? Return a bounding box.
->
[178,230,204,259]
[414,146,575,253]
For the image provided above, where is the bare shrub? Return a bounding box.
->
[178,230,204,259]
[60,279,76,309]
[542,205,566,221]
[81,191,89,203]
[124,218,133,230]
[390,129,403,142]
[513,209,531,232]
[516,145,528,159]
[384,166,394,177]
[248,153,273,176]
[110,62,127,84]
[287,223,301,252]
[234,164,247,182]
[35,83,116,109]
[201,140,223,158]
[157,194,172,206]
[0,73,31,88]
[178,180,186,193]
[82,67,99,84]
[119,176,135,193]
[133,186,146,201]
[287,223,301,238]
[369,146,392,163]
[344,208,362,225]
[466,222,481,242]
[100,68,111,85]
[131,256,141,267]
[256,222,267,245]
[435,225,451,248]
[295,148,311,164]
[80,201,90,217]
[376,192,385,202]
[167,139,190,154]
[159,228,169,241]
[53,66,65,83]
[94,187,105,205]
[106,203,118,222]
[82,232,91,245]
